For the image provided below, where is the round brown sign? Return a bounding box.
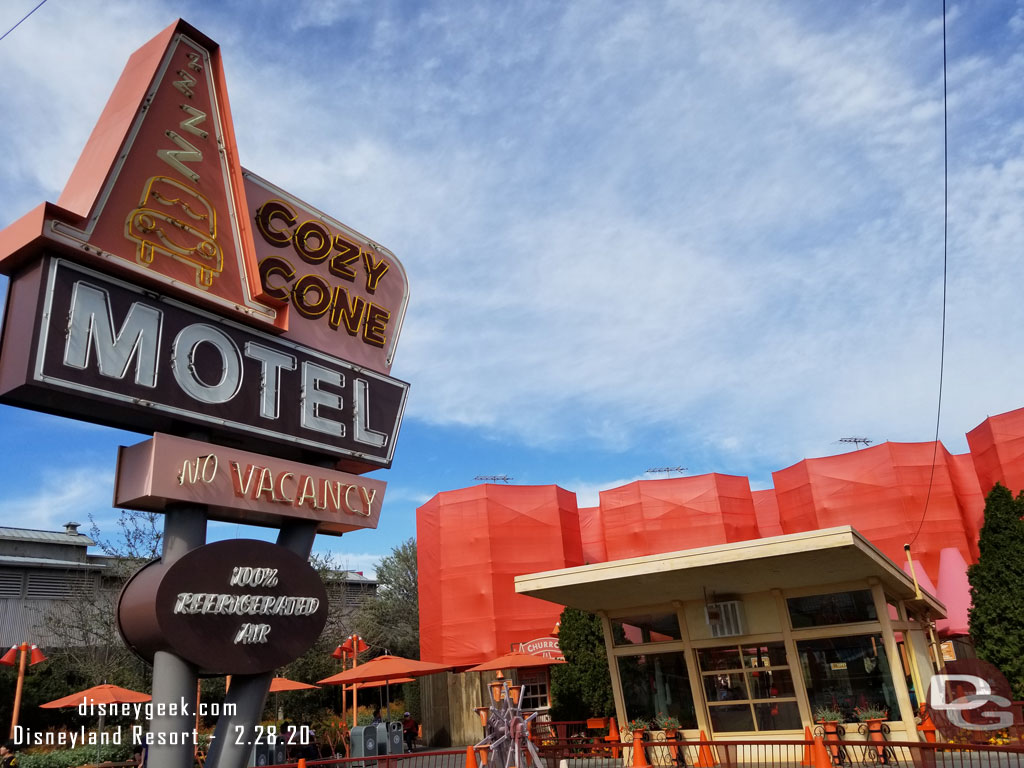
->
[118,539,328,675]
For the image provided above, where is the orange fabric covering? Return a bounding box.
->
[417,406,1024,657]
[947,452,984,562]
[751,489,784,537]
[578,506,607,564]
[417,484,582,666]
[598,474,760,560]
[772,442,974,584]
[967,406,1024,496]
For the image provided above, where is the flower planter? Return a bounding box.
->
[646,730,673,766]
[817,719,844,766]
[862,717,888,764]
[663,729,678,762]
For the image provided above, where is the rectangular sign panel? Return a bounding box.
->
[115,433,386,535]
[0,257,408,470]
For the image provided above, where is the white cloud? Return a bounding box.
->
[3,0,1024,498]
[2,467,112,531]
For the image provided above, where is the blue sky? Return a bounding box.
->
[2,1,1024,576]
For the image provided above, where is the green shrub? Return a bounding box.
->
[20,742,132,768]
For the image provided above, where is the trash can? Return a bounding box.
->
[350,725,378,768]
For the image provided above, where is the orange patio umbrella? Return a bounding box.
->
[317,655,449,686]
[465,651,565,672]
[353,677,414,689]
[268,677,319,724]
[41,684,152,762]
[40,683,151,708]
[318,655,449,721]
[269,677,319,693]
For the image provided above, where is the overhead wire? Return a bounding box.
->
[0,0,49,44]
[908,0,949,549]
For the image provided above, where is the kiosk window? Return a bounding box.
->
[611,613,682,646]
[796,634,897,721]
[787,590,877,628]
[617,651,698,729]
[697,642,801,733]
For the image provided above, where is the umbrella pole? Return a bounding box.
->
[97,712,104,764]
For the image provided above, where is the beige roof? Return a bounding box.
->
[515,526,946,617]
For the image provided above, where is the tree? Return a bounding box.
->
[355,539,419,659]
[549,607,615,719]
[967,483,1024,699]
[39,511,161,688]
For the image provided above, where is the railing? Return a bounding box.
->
[536,735,1024,767]
[263,750,469,768]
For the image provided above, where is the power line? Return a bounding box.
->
[909,0,949,549]
[0,0,49,44]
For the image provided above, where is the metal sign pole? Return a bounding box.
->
[147,503,208,768]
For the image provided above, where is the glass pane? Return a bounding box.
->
[753,701,802,731]
[787,590,877,628]
[797,634,897,721]
[617,652,698,729]
[742,642,788,668]
[697,646,742,671]
[702,672,748,702]
[611,613,682,645]
[707,703,754,732]
[746,669,795,699]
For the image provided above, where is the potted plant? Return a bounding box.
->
[814,706,845,765]
[855,705,889,759]
[813,706,843,725]
[623,719,650,767]
[655,713,681,734]
[626,718,650,738]
[654,713,682,760]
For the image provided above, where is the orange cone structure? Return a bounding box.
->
[917,710,938,743]
[605,717,621,758]
[812,737,832,768]
[466,746,479,768]
[800,726,813,766]
[694,730,718,767]
[297,761,306,768]
[631,732,650,768]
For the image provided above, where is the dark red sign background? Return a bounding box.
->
[0,256,408,472]
[118,539,328,675]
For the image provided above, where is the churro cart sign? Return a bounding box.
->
[0,19,409,472]
[118,539,328,675]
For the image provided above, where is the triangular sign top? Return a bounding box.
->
[1,20,280,329]
[0,20,410,373]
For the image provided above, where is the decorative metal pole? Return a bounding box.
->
[0,642,47,739]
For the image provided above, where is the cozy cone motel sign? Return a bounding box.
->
[0,19,408,768]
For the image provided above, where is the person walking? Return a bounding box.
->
[401,712,417,752]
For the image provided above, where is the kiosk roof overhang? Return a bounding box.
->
[515,526,946,618]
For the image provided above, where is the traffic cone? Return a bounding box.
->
[298,760,306,768]
[466,746,479,768]
[694,730,718,767]
[812,737,832,768]
[800,726,813,766]
[631,731,649,768]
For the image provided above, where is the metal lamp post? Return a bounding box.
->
[0,643,47,738]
